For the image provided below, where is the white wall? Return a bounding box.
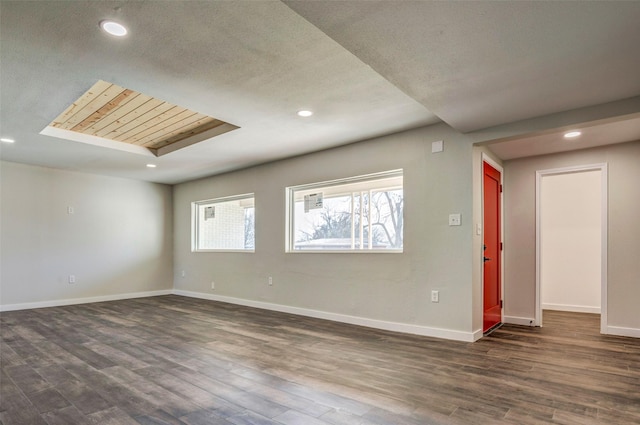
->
[0,161,174,310]
[173,124,480,341]
[541,170,601,313]
[504,140,640,336]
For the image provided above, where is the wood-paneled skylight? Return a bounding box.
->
[42,80,238,156]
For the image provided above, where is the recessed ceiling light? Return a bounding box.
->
[564,130,582,139]
[146,164,157,168]
[1,137,15,143]
[297,110,313,117]
[100,20,128,37]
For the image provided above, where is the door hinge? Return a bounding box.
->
[500,300,503,308]
[500,184,503,193]
[500,242,503,251]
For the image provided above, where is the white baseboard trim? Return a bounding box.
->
[504,315,536,326]
[173,289,476,342]
[472,329,484,341]
[0,289,173,312]
[605,325,640,338]
[542,303,601,314]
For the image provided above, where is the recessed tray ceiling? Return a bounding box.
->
[41,80,238,157]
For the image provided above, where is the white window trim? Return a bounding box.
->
[285,170,404,254]
[192,193,255,253]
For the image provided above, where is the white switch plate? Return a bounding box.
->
[431,140,444,153]
[449,213,461,226]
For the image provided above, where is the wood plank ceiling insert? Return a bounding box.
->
[46,80,238,156]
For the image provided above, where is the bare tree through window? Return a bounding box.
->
[289,171,403,252]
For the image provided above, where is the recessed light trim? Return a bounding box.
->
[100,20,128,37]
[564,130,582,139]
[146,164,157,168]
[1,137,15,143]
[297,110,313,117]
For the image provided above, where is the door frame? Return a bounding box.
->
[481,153,504,331]
[535,163,608,332]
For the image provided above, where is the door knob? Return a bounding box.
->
[483,256,491,262]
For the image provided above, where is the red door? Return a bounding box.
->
[483,162,502,332]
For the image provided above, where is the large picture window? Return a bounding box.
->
[286,170,403,252]
[192,194,255,252]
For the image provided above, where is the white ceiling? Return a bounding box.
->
[1,1,639,184]
[484,113,640,160]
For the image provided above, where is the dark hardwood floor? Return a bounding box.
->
[1,296,639,424]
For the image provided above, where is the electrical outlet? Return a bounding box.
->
[68,275,76,284]
[211,281,215,290]
[181,270,186,277]
[268,276,273,286]
[448,213,461,226]
[431,290,439,303]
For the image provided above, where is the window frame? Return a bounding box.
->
[285,170,404,254]
[191,193,255,253]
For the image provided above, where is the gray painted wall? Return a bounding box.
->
[504,140,640,330]
[3,120,636,339]
[0,161,174,308]
[173,124,479,336]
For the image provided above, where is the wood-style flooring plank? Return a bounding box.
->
[2,296,640,424]
[41,405,93,425]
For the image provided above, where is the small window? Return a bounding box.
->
[286,170,403,252]
[192,194,255,252]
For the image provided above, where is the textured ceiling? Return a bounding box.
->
[285,1,640,132]
[1,1,639,184]
[483,113,640,160]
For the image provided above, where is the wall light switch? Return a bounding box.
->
[448,213,461,226]
[431,140,444,153]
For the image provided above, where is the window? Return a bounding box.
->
[286,170,403,252]
[192,194,255,252]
